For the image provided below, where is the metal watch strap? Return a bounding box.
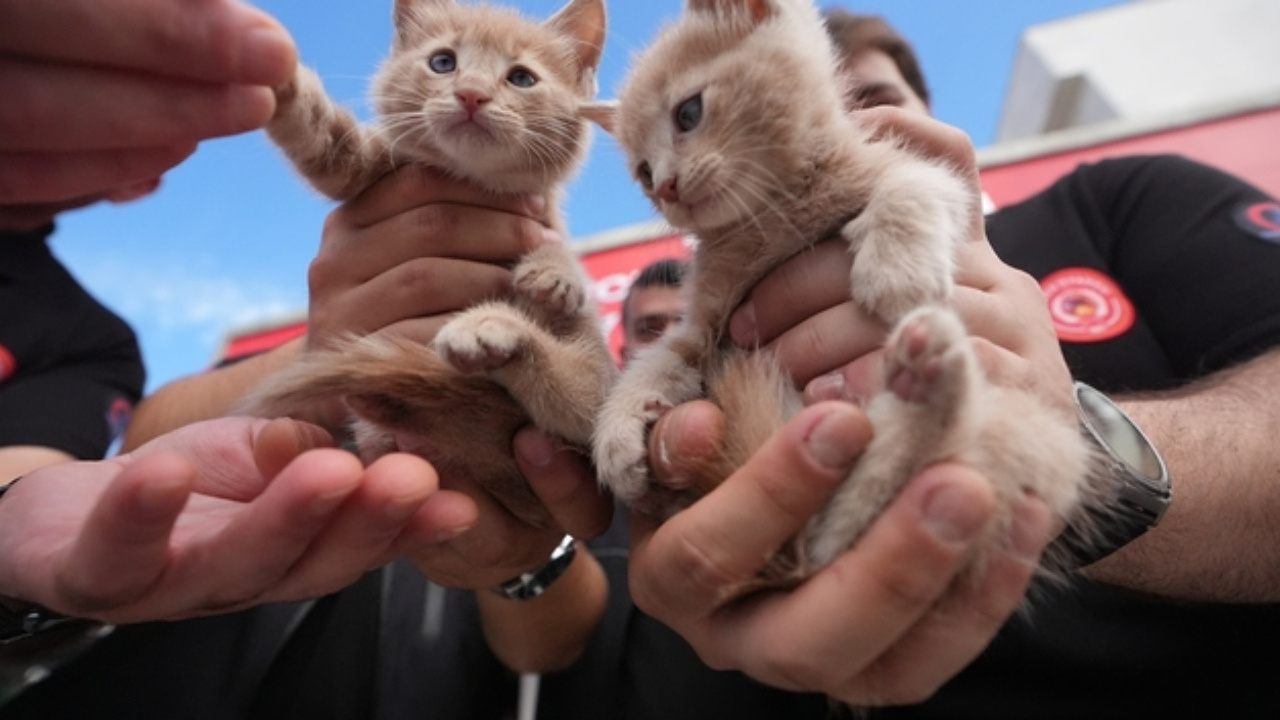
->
[1051,383,1172,569]
[492,535,577,601]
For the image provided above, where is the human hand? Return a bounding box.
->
[402,427,611,589]
[0,416,474,624]
[0,0,297,226]
[633,400,1053,705]
[728,108,1072,413]
[306,164,557,351]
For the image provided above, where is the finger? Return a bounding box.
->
[0,0,296,86]
[406,473,563,589]
[270,452,447,600]
[839,492,1052,705]
[649,400,725,487]
[729,240,852,347]
[514,427,612,540]
[0,59,276,153]
[705,464,998,694]
[0,146,195,205]
[309,257,512,344]
[153,448,366,614]
[767,300,886,389]
[335,164,549,229]
[855,107,979,178]
[251,418,335,480]
[630,403,872,622]
[55,453,195,615]
[803,351,884,405]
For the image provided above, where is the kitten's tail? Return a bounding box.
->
[705,350,805,484]
[236,333,516,432]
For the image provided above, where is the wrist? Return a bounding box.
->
[0,477,113,701]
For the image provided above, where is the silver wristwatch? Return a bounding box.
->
[1052,382,1173,569]
[492,535,578,601]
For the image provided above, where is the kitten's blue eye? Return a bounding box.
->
[428,51,456,74]
[637,162,654,191]
[674,94,702,132]
[507,66,538,88]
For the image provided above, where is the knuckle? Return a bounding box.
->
[412,204,462,241]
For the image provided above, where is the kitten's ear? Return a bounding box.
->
[580,100,619,135]
[546,0,608,75]
[687,0,773,24]
[392,0,454,48]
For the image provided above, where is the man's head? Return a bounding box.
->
[822,9,930,116]
[621,258,688,363]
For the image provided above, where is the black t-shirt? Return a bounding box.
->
[0,225,144,459]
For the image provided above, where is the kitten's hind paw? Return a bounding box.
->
[433,310,529,373]
[883,306,972,404]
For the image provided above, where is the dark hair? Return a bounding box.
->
[622,258,688,324]
[821,8,931,107]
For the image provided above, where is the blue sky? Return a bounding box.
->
[50,0,1129,393]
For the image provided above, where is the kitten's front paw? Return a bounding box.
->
[513,261,585,319]
[433,311,528,373]
[593,395,674,506]
[883,306,971,404]
[850,261,952,324]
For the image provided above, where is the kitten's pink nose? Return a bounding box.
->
[456,89,491,115]
[656,176,680,203]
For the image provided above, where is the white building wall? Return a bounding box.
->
[998,0,1280,141]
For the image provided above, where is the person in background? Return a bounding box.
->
[619,258,689,363]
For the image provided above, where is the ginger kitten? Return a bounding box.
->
[594,0,1094,584]
[241,0,617,528]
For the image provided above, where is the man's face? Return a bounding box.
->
[842,50,930,116]
[621,285,686,362]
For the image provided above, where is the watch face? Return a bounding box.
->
[1076,384,1165,483]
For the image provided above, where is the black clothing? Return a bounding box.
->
[0,225,144,459]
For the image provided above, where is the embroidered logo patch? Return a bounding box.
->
[1042,268,1135,343]
[1233,200,1280,242]
[0,345,14,384]
[106,396,134,441]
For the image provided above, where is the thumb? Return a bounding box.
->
[57,453,195,616]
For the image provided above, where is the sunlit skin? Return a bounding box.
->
[843,49,931,115]
[621,284,686,362]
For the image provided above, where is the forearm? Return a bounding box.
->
[474,547,608,674]
[1086,349,1280,601]
[121,338,304,451]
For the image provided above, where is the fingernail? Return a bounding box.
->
[525,194,547,217]
[806,372,846,402]
[427,525,472,544]
[541,227,563,245]
[516,430,556,469]
[729,300,758,347]
[921,483,987,545]
[241,25,297,86]
[229,84,277,131]
[803,407,861,470]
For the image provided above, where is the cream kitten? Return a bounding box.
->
[594,0,1093,584]
[241,0,617,528]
